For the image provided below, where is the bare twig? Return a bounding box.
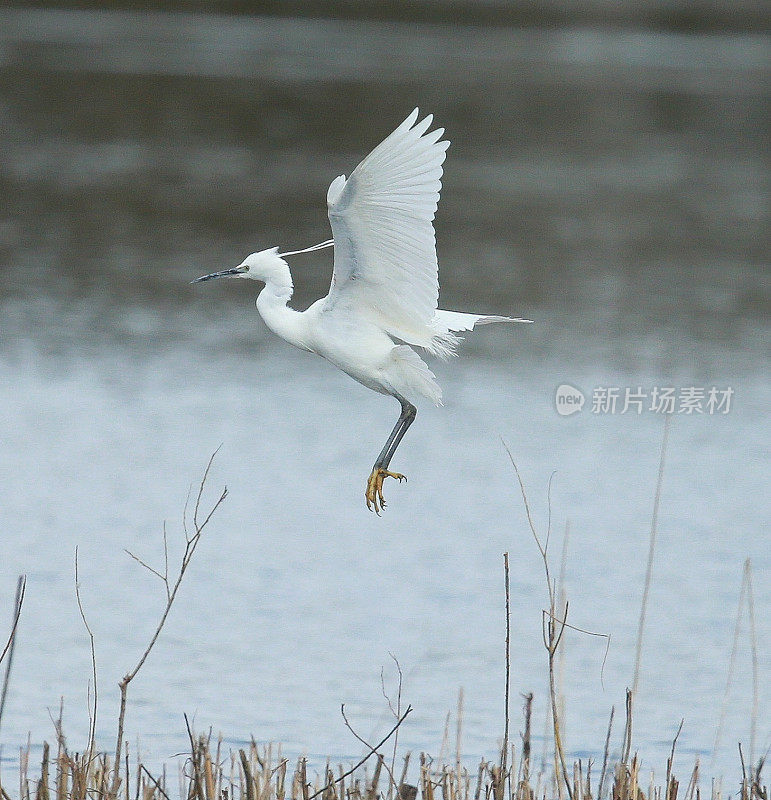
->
[684,760,699,800]
[342,704,400,796]
[744,560,758,769]
[0,575,26,733]
[544,471,557,566]
[74,549,98,768]
[140,765,171,800]
[547,602,572,800]
[666,719,685,792]
[503,447,573,800]
[502,553,511,787]
[185,714,206,800]
[597,706,614,800]
[379,653,404,800]
[621,690,633,767]
[456,686,464,796]
[163,525,170,602]
[632,414,670,697]
[712,558,760,782]
[380,655,403,719]
[110,450,227,795]
[556,522,570,731]
[308,706,412,800]
[0,576,25,666]
[713,559,750,768]
[502,444,554,611]
[540,610,611,680]
[123,551,167,586]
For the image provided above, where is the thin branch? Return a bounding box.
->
[0,575,26,734]
[556,521,570,736]
[503,444,556,614]
[547,603,573,800]
[185,713,206,800]
[341,705,400,796]
[549,601,570,655]
[163,525,170,601]
[502,553,511,785]
[597,706,614,800]
[110,450,227,795]
[380,655,403,720]
[544,471,557,556]
[503,446,572,800]
[632,414,670,697]
[665,719,685,791]
[0,575,26,666]
[194,444,222,530]
[712,559,749,767]
[123,550,167,586]
[74,548,98,768]
[621,689,633,766]
[541,609,612,683]
[182,483,194,541]
[307,706,412,800]
[745,559,758,769]
[382,652,404,800]
[127,493,227,686]
[456,686,464,792]
[502,443,542,553]
[141,765,171,800]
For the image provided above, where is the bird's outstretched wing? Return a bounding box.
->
[324,109,450,349]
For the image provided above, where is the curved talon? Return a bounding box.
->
[365,467,407,513]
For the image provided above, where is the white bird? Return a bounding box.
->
[193,109,530,513]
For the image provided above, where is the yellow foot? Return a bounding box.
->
[365,467,407,514]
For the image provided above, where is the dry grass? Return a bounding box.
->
[0,445,766,800]
[3,715,766,800]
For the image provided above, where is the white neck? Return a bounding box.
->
[255,271,309,351]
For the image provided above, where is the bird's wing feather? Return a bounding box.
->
[324,109,450,344]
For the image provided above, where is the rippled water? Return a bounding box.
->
[0,7,768,791]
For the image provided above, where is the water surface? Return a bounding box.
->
[0,7,768,790]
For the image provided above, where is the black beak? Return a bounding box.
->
[191,266,248,284]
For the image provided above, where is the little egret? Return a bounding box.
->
[193,109,530,513]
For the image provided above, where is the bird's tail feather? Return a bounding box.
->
[424,310,531,360]
[390,345,443,406]
[434,309,532,333]
[426,330,461,360]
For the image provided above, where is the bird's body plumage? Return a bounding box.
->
[193,109,530,511]
[257,274,435,403]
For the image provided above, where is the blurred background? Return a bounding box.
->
[0,0,768,789]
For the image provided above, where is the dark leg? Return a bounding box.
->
[377,399,417,470]
[366,398,417,514]
[374,398,417,469]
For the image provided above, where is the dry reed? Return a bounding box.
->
[4,717,765,800]
[0,447,766,800]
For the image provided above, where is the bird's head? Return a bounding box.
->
[191,247,290,286]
